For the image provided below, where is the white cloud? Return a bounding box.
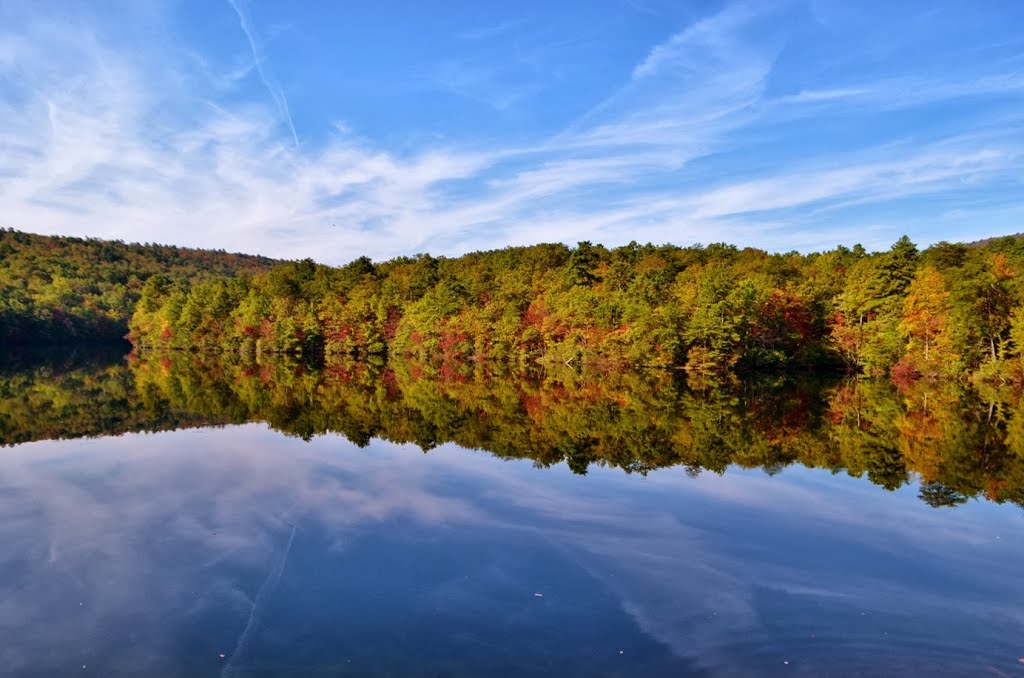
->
[0,2,1022,263]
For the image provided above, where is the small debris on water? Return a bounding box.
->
[783,660,789,665]
[619,650,624,655]
[219,654,226,659]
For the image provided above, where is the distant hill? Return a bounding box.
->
[966,233,1024,248]
[0,229,280,346]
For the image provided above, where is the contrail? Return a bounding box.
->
[226,0,299,146]
[221,521,298,678]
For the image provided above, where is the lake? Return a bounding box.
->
[0,350,1022,676]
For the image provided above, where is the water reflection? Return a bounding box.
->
[1,426,1022,676]
[1,352,1023,675]
[2,350,1024,509]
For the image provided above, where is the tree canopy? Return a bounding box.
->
[125,233,1024,382]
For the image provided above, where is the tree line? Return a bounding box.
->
[128,234,1024,381]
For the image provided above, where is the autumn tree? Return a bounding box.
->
[895,266,956,379]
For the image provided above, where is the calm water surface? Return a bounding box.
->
[0,353,1022,676]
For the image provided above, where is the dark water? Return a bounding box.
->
[0,352,1022,676]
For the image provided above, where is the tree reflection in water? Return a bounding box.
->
[1,349,1022,509]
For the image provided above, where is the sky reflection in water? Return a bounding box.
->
[0,423,1022,677]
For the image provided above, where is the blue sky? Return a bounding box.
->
[1,0,1023,264]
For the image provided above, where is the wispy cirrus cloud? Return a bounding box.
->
[0,1,1022,263]
[225,0,298,146]
[630,1,768,80]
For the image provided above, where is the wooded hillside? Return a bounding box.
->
[0,229,278,346]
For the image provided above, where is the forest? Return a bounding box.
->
[0,229,277,346]
[124,232,1024,382]
[1,350,1022,509]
